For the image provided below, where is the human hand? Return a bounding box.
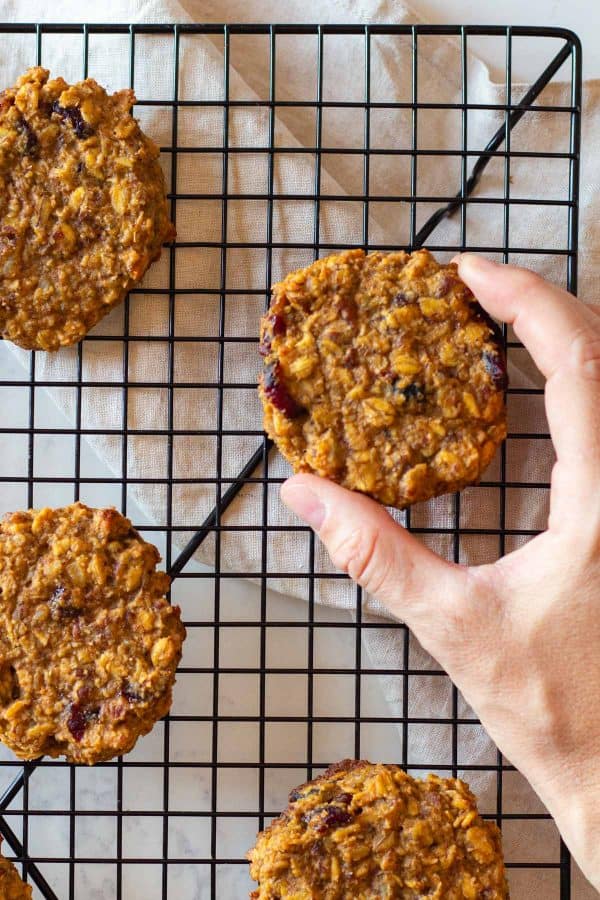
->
[281,254,600,892]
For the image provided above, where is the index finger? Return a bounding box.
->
[456,253,599,381]
[456,254,600,514]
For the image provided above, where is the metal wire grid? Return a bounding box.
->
[0,22,581,900]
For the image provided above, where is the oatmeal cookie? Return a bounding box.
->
[0,839,32,900]
[259,249,507,509]
[248,759,509,899]
[0,67,175,350]
[0,503,185,765]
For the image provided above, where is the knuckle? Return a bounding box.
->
[327,526,364,575]
[570,330,600,381]
[519,269,546,295]
[328,526,390,596]
[445,566,501,644]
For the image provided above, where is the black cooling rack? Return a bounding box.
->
[0,22,582,900]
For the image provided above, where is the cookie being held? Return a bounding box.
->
[248,759,509,899]
[259,249,507,509]
[0,503,185,764]
[0,67,174,350]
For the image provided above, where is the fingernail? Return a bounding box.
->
[281,480,326,531]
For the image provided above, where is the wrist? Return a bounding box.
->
[533,767,600,892]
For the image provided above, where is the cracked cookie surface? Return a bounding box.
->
[0,503,185,764]
[259,249,507,509]
[248,759,509,899]
[0,67,174,350]
[0,838,32,899]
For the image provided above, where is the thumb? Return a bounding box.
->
[280,473,468,632]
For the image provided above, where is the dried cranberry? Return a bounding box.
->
[260,313,287,356]
[51,101,94,139]
[67,705,86,742]
[269,313,286,336]
[67,702,100,742]
[263,363,305,418]
[483,350,508,391]
[338,299,357,323]
[258,337,271,357]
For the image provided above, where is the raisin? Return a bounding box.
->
[67,702,100,742]
[263,363,305,418]
[16,115,38,156]
[336,792,352,805]
[289,786,318,803]
[322,806,352,829]
[482,350,508,391]
[121,682,143,703]
[303,806,352,834]
[49,585,81,620]
[392,290,413,306]
[0,665,19,706]
[51,101,94,139]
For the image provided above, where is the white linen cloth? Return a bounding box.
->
[0,1,598,896]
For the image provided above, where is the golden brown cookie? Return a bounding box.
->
[0,67,175,350]
[248,759,509,899]
[0,503,185,765]
[0,838,32,900]
[259,249,507,509]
